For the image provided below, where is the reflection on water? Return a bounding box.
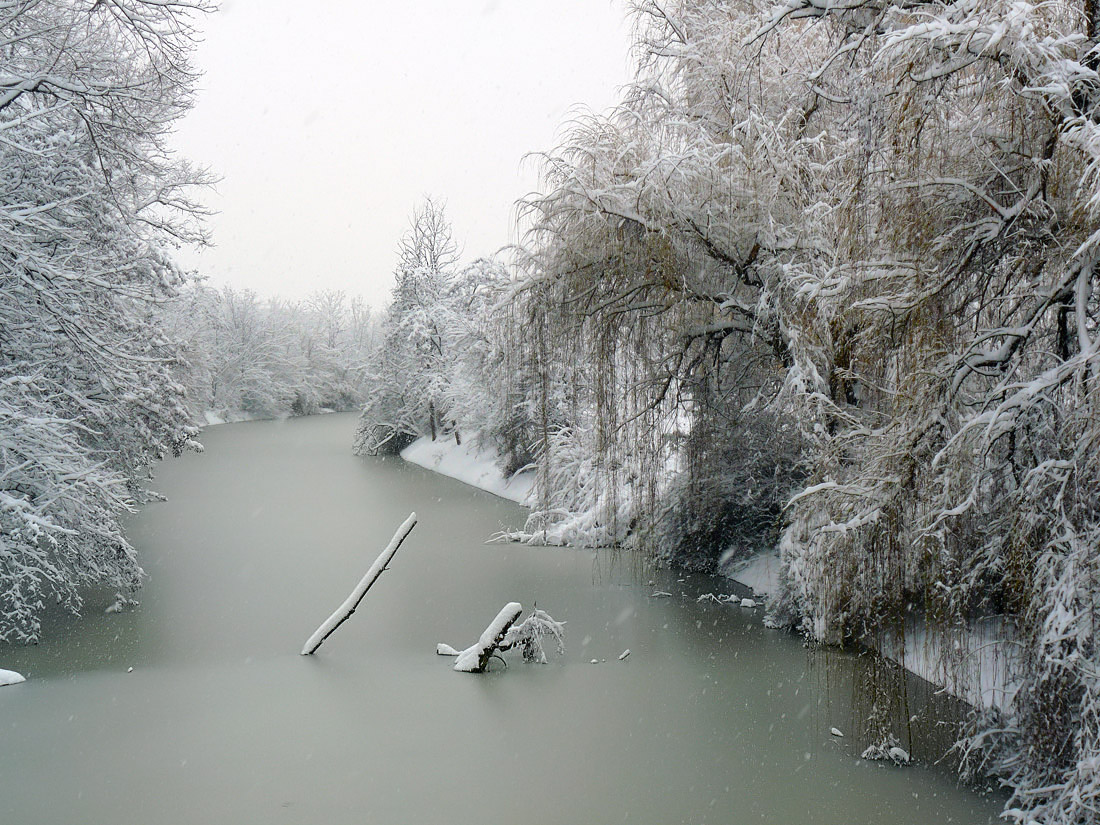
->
[0,413,1002,824]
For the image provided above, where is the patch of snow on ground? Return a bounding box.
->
[725,550,781,597]
[0,668,25,687]
[401,437,534,504]
[881,616,1020,710]
[202,410,272,427]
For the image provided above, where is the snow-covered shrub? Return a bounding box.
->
[508,424,632,547]
[502,608,566,664]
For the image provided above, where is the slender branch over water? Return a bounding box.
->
[300,512,418,655]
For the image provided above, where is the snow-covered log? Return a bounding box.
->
[300,512,417,655]
[443,604,565,672]
[452,602,523,672]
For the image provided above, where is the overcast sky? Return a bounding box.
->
[171,1,633,308]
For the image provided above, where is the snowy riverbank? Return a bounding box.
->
[722,551,781,598]
[200,408,340,427]
[400,436,535,505]
[201,410,271,426]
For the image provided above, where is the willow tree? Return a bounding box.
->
[510,2,812,552]
[758,0,1100,818]
[514,0,1100,819]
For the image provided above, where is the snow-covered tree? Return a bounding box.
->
[0,0,211,642]
[355,198,461,453]
[438,257,538,471]
[507,0,807,551]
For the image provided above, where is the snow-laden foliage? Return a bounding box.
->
[354,199,536,478]
[355,198,462,455]
[503,0,1100,820]
[501,607,566,664]
[0,0,210,642]
[508,2,806,554]
[861,735,911,766]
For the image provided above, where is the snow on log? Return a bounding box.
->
[300,512,418,655]
[453,602,523,673]
[0,668,25,687]
[440,606,565,671]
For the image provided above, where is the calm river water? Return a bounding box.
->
[0,413,1002,824]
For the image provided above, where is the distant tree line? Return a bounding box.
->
[163,284,377,421]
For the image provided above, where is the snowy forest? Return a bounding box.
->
[4,0,1100,822]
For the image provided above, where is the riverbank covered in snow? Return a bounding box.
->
[200,408,342,427]
[400,437,535,504]
[201,410,271,426]
[722,551,781,599]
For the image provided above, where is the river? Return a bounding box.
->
[0,413,1002,824]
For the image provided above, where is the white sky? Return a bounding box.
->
[172,0,634,308]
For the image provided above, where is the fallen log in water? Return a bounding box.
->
[453,602,523,672]
[301,512,417,655]
[443,603,565,672]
